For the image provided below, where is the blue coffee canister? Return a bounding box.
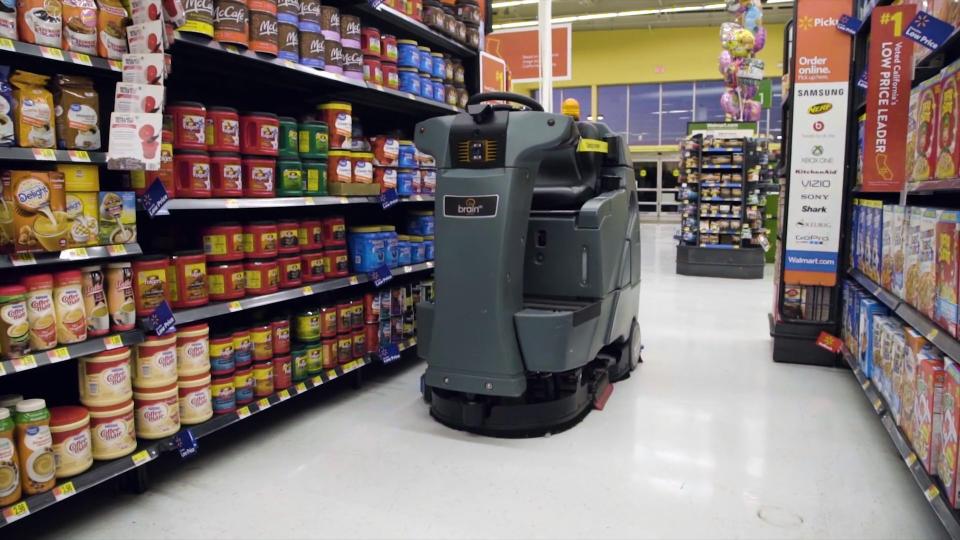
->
[431,53,444,79]
[424,237,434,261]
[397,237,412,265]
[397,39,419,68]
[398,68,421,95]
[398,141,416,168]
[420,77,433,99]
[397,169,416,195]
[431,78,444,102]
[418,46,432,73]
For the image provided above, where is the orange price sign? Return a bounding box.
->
[816,331,842,353]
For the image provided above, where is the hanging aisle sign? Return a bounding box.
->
[862,4,917,191]
[783,0,853,287]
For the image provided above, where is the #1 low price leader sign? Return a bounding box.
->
[862,4,917,192]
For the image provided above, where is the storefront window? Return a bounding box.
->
[629,84,660,145]
[660,82,693,146]
[598,85,628,136]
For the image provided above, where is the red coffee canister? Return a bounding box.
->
[206,106,241,152]
[241,112,280,156]
[202,222,244,262]
[207,262,246,301]
[168,101,207,151]
[174,150,212,197]
[351,329,365,359]
[361,26,380,56]
[363,292,378,323]
[336,302,351,334]
[380,33,397,62]
[326,248,349,278]
[380,61,398,90]
[210,152,244,197]
[271,316,291,355]
[327,150,352,183]
[243,156,276,197]
[243,221,279,259]
[273,354,292,389]
[300,250,326,283]
[319,306,337,338]
[298,219,324,251]
[169,250,209,309]
[364,322,378,353]
[322,215,346,247]
[277,219,300,255]
[362,55,382,85]
[277,255,302,288]
[244,259,280,295]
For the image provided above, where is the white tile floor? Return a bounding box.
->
[12,224,949,539]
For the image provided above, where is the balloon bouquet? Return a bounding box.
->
[718,0,765,121]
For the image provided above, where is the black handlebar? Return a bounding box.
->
[467,92,544,112]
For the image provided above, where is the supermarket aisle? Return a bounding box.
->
[12,224,947,540]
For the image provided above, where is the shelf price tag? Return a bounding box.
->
[836,14,863,35]
[108,59,122,71]
[141,179,171,218]
[861,380,870,390]
[379,343,401,364]
[106,244,128,256]
[403,265,413,273]
[103,334,124,350]
[905,452,918,466]
[380,188,399,209]
[349,276,360,285]
[326,369,337,379]
[227,301,243,312]
[312,375,323,385]
[0,363,6,376]
[905,11,955,49]
[32,148,56,160]
[143,300,176,336]
[47,347,70,363]
[39,46,64,60]
[304,197,315,205]
[302,285,314,296]
[926,328,939,341]
[339,197,350,204]
[3,501,30,522]
[278,390,291,401]
[0,38,14,51]
[67,150,90,162]
[69,52,92,66]
[342,360,357,372]
[60,247,89,260]
[11,355,37,372]
[237,406,251,419]
[224,199,239,209]
[369,265,393,288]
[9,253,36,266]
[925,484,941,501]
[872,398,883,413]
[257,398,270,410]
[131,449,152,466]
[53,481,77,501]
[295,383,307,393]
[426,261,434,269]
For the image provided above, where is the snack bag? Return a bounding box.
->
[0,0,16,39]
[61,0,97,54]
[96,0,128,59]
[0,66,14,147]
[10,70,54,149]
[53,74,100,150]
[938,62,960,180]
[17,0,61,46]
[937,211,960,337]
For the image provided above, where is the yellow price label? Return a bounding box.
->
[0,362,5,376]
[295,383,307,393]
[925,484,941,501]
[47,347,70,363]
[349,276,360,285]
[32,148,56,160]
[53,481,77,501]
[237,406,251,419]
[304,197,315,205]
[302,285,314,295]
[310,375,321,385]
[39,46,64,60]
[228,301,243,312]
[278,390,291,401]
[926,328,939,341]
[3,501,30,522]
[223,44,240,53]
[103,335,124,350]
[257,398,270,409]
[61,247,89,260]
[339,197,350,204]
[68,150,90,162]
[861,380,870,390]
[12,355,37,372]
[403,265,413,273]
[131,450,152,466]
[108,59,122,71]
[426,261,435,269]
[106,244,128,256]
[9,253,36,266]
[0,38,15,51]
[69,52,92,66]
[225,199,240,209]
[905,452,918,466]
[342,360,356,372]
[326,369,338,379]
[872,398,883,412]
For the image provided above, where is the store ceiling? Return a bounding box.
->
[492,0,794,31]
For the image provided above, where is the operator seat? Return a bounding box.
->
[530,121,604,210]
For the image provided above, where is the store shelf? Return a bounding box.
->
[700,182,743,188]
[172,33,462,118]
[0,329,144,379]
[161,195,434,211]
[0,39,121,74]
[700,197,742,202]
[351,2,477,58]
[0,147,107,164]
[0,355,374,528]
[700,214,742,219]
[174,261,435,325]
[0,243,142,270]
[700,165,743,170]
[701,148,742,153]
[848,268,960,361]
[906,179,960,194]
[841,349,960,539]
[698,244,740,249]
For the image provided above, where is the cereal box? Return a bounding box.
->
[940,359,960,508]
[850,200,860,270]
[892,206,906,298]
[906,87,920,183]
[914,356,946,475]
[913,77,941,182]
[859,298,888,378]
[11,170,67,253]
[882,205,895,290]
[873,316,893,390]
[905,206,924,307]
[872,201,884,283]
[890,328,907,423]
[938,61,960,180]
[921,208,943,318]
[937,211,960,336]
[902,328,934,436]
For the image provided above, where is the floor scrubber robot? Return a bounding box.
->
[414,93,642,437]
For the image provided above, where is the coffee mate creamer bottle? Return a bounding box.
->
[53,269,86,344]
[0,407,21,506]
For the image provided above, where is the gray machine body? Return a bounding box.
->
[415,108,641,398]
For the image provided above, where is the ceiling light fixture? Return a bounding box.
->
[490,1,793,30]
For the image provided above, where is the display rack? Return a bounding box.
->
[0,329,145,379]
[0,337,419,528]
[161,195,434,211]
[0,243,142,269]
[677,132,765,278]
